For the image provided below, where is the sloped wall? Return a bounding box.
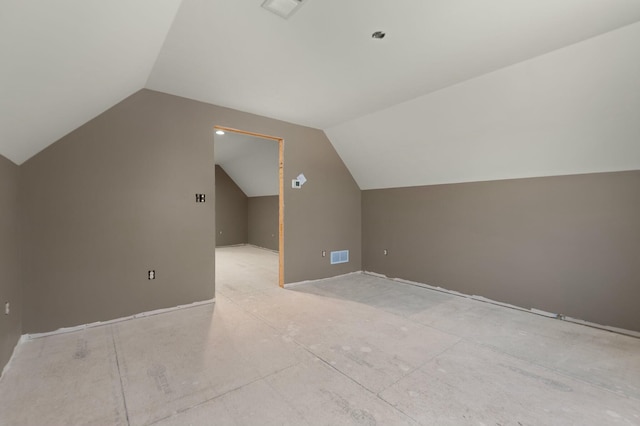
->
[21,89,361,333]
[0,155,21,373]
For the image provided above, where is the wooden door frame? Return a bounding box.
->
[213,125,285,288]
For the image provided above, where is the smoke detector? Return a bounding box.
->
[262,0,306,19]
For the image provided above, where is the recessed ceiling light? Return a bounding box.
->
[372,31,386,39]
[262,0,306,19]
[215,130,225,135]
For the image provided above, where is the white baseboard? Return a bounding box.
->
[247,244,278,254]
[284,271,364,288]
[0,334,27,380]
[362,271,640,339]
[26,298,215,340]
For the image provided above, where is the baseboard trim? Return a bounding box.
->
[284,271,364,288]
[246,244,278,254]
[0,334,27,380]
[362,271,640,339]
[25,298,216,340]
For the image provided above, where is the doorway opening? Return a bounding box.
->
[213,126,284,288]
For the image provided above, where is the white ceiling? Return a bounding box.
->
[147,0,640,130]
[1,0,640,190]
[215,131,279,197]
[326,21,640,189]
[0,0,182,164]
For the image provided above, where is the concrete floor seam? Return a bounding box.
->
[215,288,415,419]
[373,391,423,426]
[298,343,421,425]
[219,289,422,423]
[111,326,131,426]
[144,362,303,426]
[377,338,466,397]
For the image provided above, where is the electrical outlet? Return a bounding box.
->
[148,270,155,280]
[383,249,388,256]
[195,194,206,203]
[4,302,9,315]
[322,250,326,257]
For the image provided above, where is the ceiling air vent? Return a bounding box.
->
[262,0,306,19]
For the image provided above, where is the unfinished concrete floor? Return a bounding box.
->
[1,245,639,425]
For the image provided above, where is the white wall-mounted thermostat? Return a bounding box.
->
[292,173,307,189]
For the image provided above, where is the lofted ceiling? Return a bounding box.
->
[2,0,640,189]
[148,0,640,130]
[0,0,182,164]
[327,21,640,189]
[214,131,279,197]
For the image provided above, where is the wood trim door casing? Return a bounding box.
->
[213,126,285,288]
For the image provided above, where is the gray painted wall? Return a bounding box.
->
[21,89,361,333]
[362,171,640,332]
[248,196,279,251]
[0,155,21,374]
[215,166,248,246]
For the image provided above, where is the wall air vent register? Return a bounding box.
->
[330,250,349,265]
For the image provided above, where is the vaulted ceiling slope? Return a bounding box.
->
[0,0,182,164]
[326,21,640,189]
[148,0,640,132]
[215,132,279,197]
[2,0,640,179]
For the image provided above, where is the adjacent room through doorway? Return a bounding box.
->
[213,127,283,289]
